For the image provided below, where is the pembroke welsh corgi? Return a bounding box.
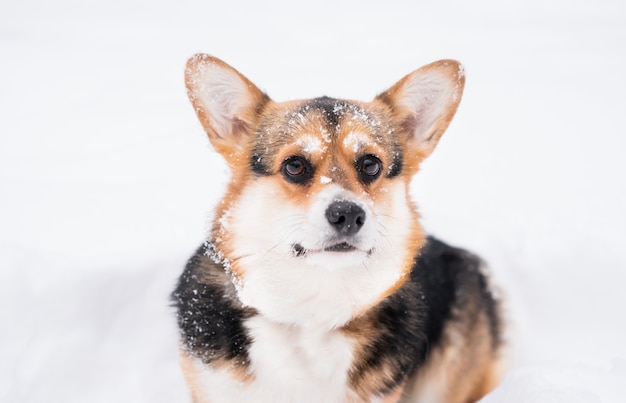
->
[172,54,503,403]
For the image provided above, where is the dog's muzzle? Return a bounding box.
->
[291,199,370,258]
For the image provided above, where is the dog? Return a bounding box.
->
[172,54,503,403]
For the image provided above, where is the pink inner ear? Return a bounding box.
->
[230,117,248,138]
[400,114,420,138]
[400,112,440,149]
[186,56,271,152]
[397,73,459,152]
[186,59,251,138]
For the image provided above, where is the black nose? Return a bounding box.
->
[325,200,366,236]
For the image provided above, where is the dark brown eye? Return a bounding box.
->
[282,156,313,185]
[285,159,304,176]
[356,155,382,183]
[361,157,381,176]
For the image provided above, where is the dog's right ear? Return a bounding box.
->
[185,54,270,159]
[376,60,465,166]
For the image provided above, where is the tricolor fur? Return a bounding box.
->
[172,54,503,402]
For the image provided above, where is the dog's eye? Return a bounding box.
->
[284,158,305,176]
[356,155,382,183]
[282,156,313,184]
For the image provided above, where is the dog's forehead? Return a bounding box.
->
[289,96,389,138]
[251,97,400,174]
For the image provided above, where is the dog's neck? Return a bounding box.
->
[204,234,423,331]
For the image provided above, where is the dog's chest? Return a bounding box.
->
[246,316,355,385]
[193,316,364,403]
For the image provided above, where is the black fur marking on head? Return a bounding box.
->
[301,96,344,128]
[250,153,272,176]
[172,244,257,367]
[386,149,403,178]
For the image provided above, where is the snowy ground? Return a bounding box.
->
[1,0,625,401]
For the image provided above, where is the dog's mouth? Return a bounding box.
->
[324,242,357,252]
[292,242,370,257]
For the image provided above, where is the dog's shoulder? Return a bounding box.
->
[415,236,501,347]
[346,236,500,397]
[171,243,256,369]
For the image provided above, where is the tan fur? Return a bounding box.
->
[401,288,502,402]
[382,386,405,403]
[344,286,502,403]
[342,312,391,399]
[180,350,209,403]
[180,349,256,403]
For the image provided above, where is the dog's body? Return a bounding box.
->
[173,55,503,402]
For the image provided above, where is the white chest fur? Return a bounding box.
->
[190,316,365,403]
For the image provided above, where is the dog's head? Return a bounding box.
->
[185,55,465,329]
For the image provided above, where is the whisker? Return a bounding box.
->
[375,212,404,223]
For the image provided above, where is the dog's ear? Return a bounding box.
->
[377,60,465,160]
[185,54,270,159]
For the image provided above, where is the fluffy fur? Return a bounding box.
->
[172,54,503,402]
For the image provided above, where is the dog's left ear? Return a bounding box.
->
[377,60,465,160]
[185,54,270,160]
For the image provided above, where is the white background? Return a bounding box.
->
[1,0,625,401]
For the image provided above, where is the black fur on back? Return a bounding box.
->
[418,236,500,348]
